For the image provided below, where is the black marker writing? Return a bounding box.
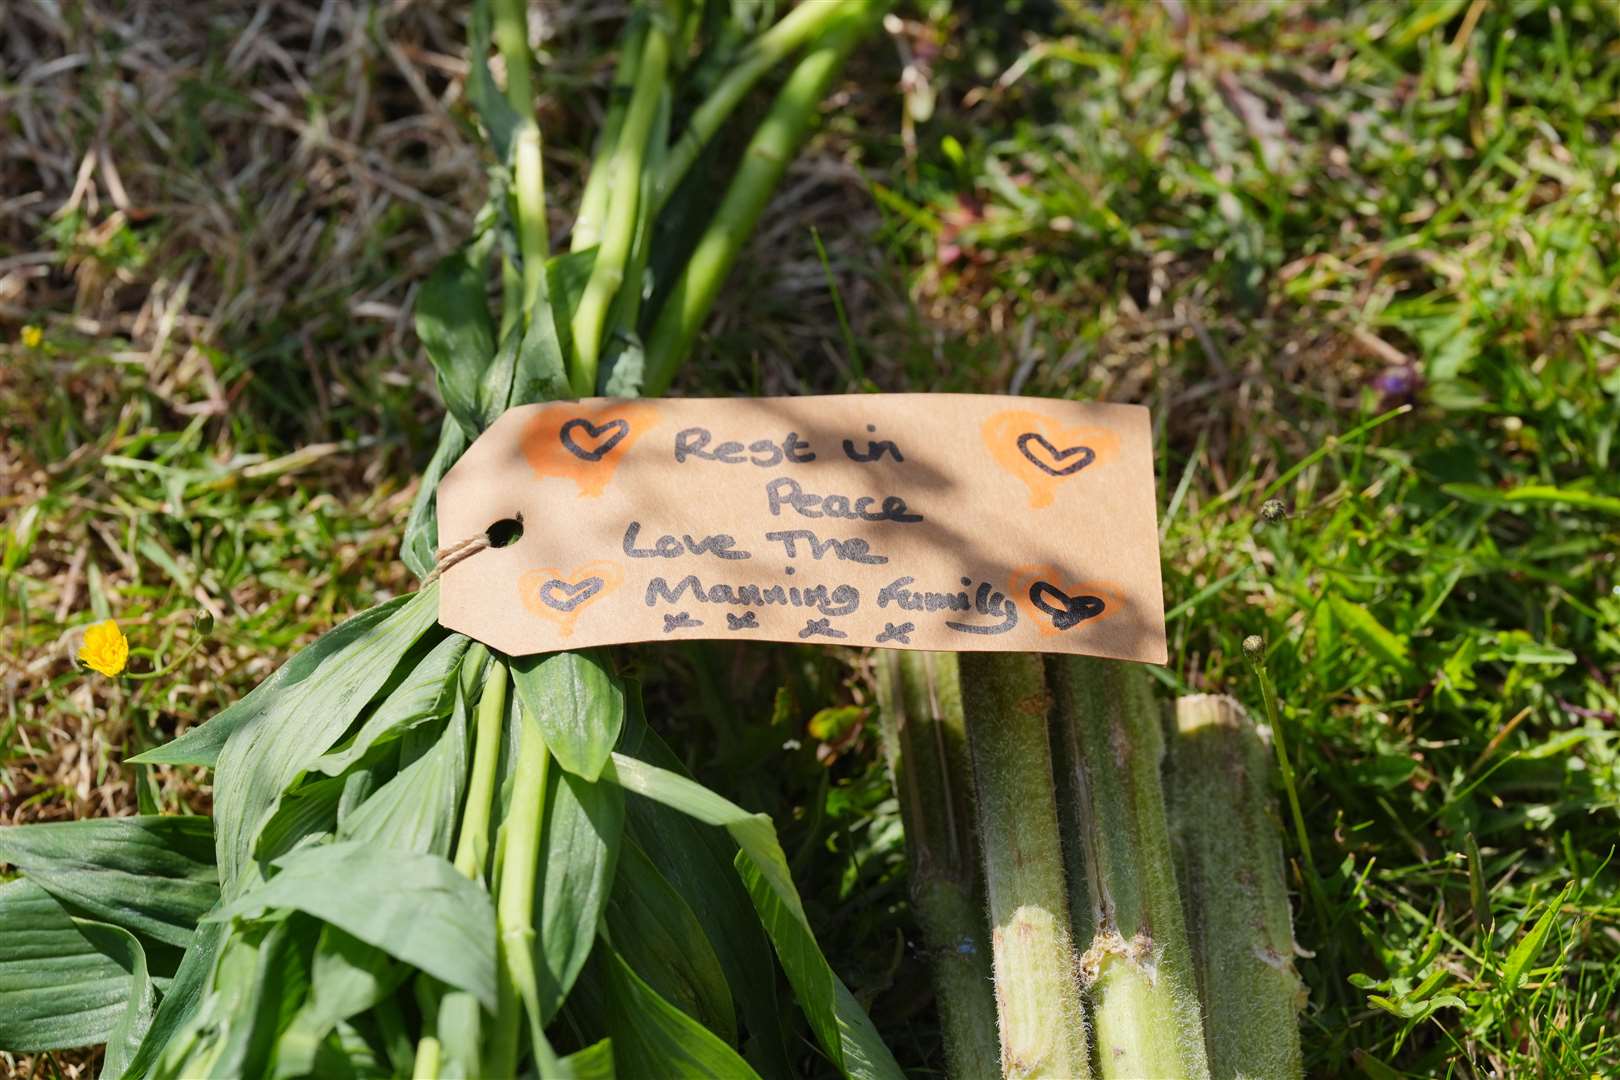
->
[1029,582,1106,630]
[764,529,888,564]
[765,477,923,524]
[843,424,904,464]
[799,618,847,640]
[947,578,1019,635]
[875,622,915,645]
[663,612,703,632]
[623,521,750,560]
[646,575,860,618]
[674,427,814,467]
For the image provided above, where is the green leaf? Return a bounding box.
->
[130,593,422,769]
[212,842,497,1011]
[602,752,904,1080]
[1501,884,1571,994]
[209,586,443,889]
[0,815,218,948]
[402,418,471,581]
[315,633,470,776]
[510,649,625,780]
[607,838,737,1043]
[737,857,902,1080]
[1441,482,1620,517]
[577,942,762,1080]
[558,1038,616,1080]
[0,880,148,1052]
[94,920,158,1080]
[1327,594,1414,677]
[117,921,226,1080]
[418,245,498,441]
[466,0,519,163]
[478,305,573,427]
[535,769,624,1023]
[154,918,311,1080]
[273,927,405,1079]
[616,701,792,1079]
[339,698,469,859]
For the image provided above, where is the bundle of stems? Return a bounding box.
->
[882,651,1304,1079]
[0,3,905,1077]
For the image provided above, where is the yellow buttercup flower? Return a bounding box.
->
[79,619,129,677]
[20,325,43,349]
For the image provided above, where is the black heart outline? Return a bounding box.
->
[1029,581,1106,631]
[537,576,606,613]
[1016,432,1095,477]
[560,417,630,462]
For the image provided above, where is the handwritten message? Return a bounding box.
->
[436,395,1166,662]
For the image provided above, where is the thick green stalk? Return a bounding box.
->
[960,653,1089,1080]
[1167,695,1306,1080]
[453,661,507,880]
[570,16,671,392]
[572,19,647,254]
[642,2,880,394]
[1048,656,1210,1080]
[654,0,853,208]
[877,651,1000,1080]
[486,696,551,1078]
[491,0,533,115]
[494,0,550,312]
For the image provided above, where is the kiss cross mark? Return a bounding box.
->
[1029,581,1107,631]
[1016,432,1095,477]
[560,417,630,462]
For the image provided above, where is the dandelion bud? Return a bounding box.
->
[1242,634,1265,659]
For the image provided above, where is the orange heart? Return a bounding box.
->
[1007,565,1123,638]
[522,402,660,498]
[982,410,1120,509]
[518,561,624,637]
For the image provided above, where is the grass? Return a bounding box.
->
[4,0,1619,1076]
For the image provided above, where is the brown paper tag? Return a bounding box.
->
[436,395,1166,663]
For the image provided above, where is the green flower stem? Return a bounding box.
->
[452,660,507,881]
[572,18,647,254]
[491,0,532,115]
[486,693,551,1078]
[642,1,881,394]
[1167,695,1306,1080]
[570,13,671,393]
[1047,656,1210,1080]
[877,651,1000,1080]
[960,653,1090,1079]
[1243,640,1316,882]
[493,0,550,315]
[653,0,854,209]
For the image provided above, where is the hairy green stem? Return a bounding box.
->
[1167,695,1306,1080]
[570,14,671,392]
[654,0,853,208]
[960,653,1089,1080]
[877,651,1000,1080]
[643,2,880,394]
[453,661,508,880]
[486,695,551,1077]
[1048,656,1210,1080]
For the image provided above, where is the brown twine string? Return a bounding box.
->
[422,532,492,586]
